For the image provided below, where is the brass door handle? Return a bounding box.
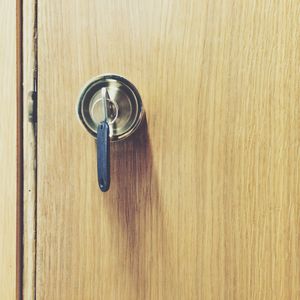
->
[77,74,144,192]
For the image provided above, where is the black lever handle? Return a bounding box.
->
[97,121,110,192]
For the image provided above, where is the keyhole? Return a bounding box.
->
[91,98,118,125]
[107,100,118,123]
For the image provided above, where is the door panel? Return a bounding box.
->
[37,1,300,299]
[0,0,19,299]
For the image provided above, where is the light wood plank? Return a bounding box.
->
[23,0,37,298]
[37,0,300,299]
[0,0,18,299]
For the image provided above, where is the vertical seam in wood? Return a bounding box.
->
[33,2,38,298]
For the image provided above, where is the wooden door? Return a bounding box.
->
[36,1,300,299]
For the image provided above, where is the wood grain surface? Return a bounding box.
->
[23,0,37,298]
[37,0,300,299]
[0,0,18,299]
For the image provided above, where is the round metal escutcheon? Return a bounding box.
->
[77,74,144,141]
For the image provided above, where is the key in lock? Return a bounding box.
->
[77,74,144,192]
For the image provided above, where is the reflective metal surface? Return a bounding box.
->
[77,74,144,141]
